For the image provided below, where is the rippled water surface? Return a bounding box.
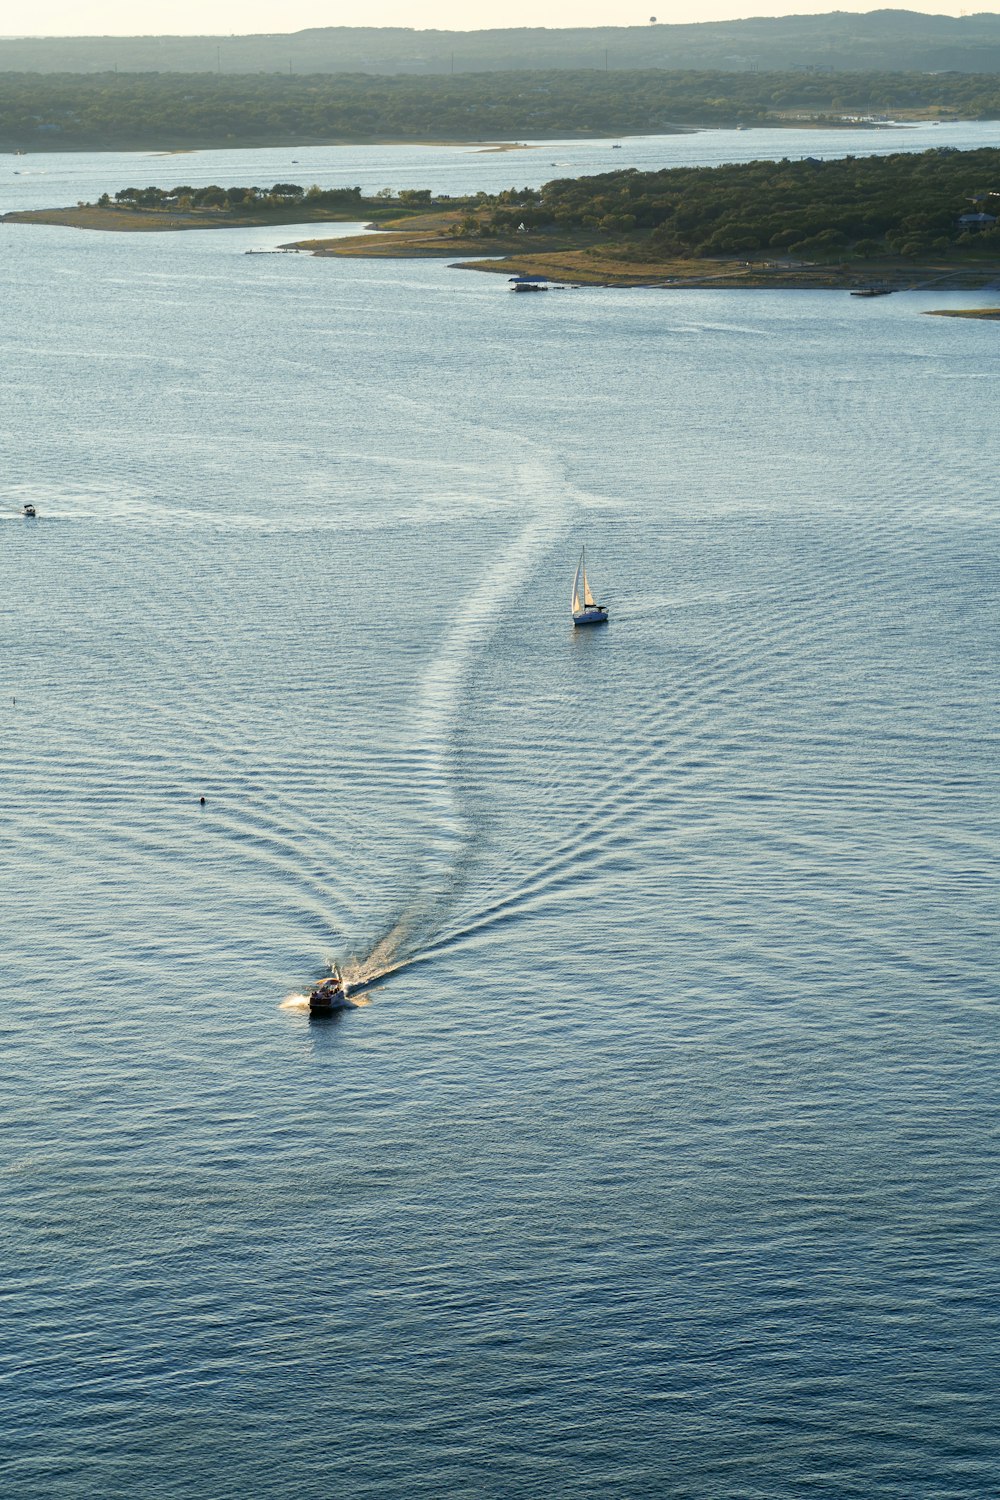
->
[2,139,999,1498]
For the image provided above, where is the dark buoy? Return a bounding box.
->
[199,796,205,805]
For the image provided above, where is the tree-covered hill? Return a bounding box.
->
[5,13,1000,76]
[2,69,1000,152]
[477,147,1000,261]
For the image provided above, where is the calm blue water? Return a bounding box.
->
[2,134,999,1498]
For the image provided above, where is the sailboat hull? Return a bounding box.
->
[573,607,609,627]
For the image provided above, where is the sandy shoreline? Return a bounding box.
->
[291,223,1000,295]
[923,307,1000,318]
[0,132,690,156]
[6,199,999,299]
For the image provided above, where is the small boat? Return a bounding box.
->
[22,503,36,518]
[509,275,548,293]
[308,967,352,1013]
[851,286,893,298]
[572,547,609,627]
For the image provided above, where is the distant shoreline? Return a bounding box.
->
[924,307,1000,318]
[2,132,696,156]
[288,222,1000,295]
[10,148,1000,299]
[8,203,1000,297]
[1,117,968,156]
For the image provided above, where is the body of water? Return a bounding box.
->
[4,117,1000,212]
[2,135,999,1497]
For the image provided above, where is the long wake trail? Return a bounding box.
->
[335,448,581,993]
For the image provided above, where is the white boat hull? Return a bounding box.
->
[308,973,352,1013]
[573,607,609,627]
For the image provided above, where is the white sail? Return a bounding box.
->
[582,558,596,609]
[572,553,584,615]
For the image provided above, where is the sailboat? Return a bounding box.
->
[571,547,608,627]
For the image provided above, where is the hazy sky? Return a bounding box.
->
[0,1,972,38]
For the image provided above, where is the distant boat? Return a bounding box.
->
[22,504,36,518]
[572,547,608,627]
[851,286,893,298]
[509,275,547,293]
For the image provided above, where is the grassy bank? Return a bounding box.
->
[290,216,1000,291]
[10,200,1000,293]
[924,306,1000,317]
[2,201,427,232]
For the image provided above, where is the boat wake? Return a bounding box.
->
[339,915,417,989]
[287,442,587,1007]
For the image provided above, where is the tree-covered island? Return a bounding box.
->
[7,149,1000,292]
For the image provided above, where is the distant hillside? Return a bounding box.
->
[6,12,1000,77]
[2,70,999,153]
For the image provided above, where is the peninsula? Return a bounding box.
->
[4,184,434,233]
[8,149,1000,293]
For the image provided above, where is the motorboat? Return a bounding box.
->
[572,547,609,626]
[308,968,352,1013]
[22,504,36,518]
